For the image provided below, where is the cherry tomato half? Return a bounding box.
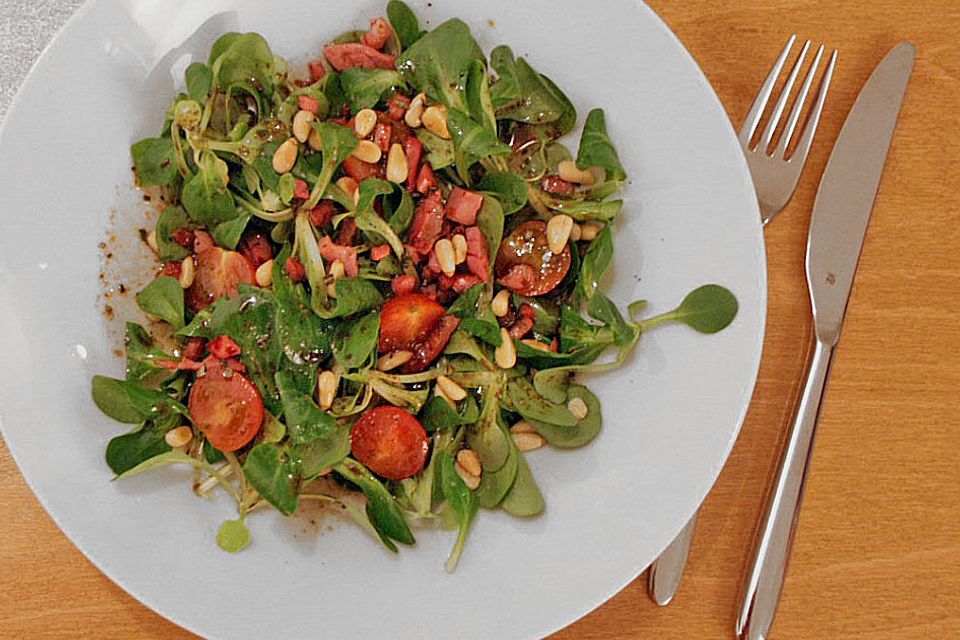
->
[188,367,264,452]
[186,247,256,311]
[351,406,429,480]
[378,293,446,354]
[494,220,571,296]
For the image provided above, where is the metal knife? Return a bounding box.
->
[735,42,916,640]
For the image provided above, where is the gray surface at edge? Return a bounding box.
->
[0,0,86,120]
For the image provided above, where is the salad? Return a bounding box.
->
[92,1,738,570]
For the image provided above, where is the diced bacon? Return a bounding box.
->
[181,337,207,361]
[294,179,311,200]
[298,95,320,114]
[362,17,393,50]
[285,257,306,283]
[193,229,215,253]
[518,303,537,320]
[308,61,326,82]
[323,43,396,71]
[238,232,274,268]
[171,227,194,249]
[415,162,437,193]
[404,136,423,190]
[209,335,242,359]
[498,263,537,292]
[439,273,482,293]
[160,262,182,278]
[541,175,576,196]
[407,190,446,254]
[509,316,534,339]
[343,156,384,181]
[420,284,439,301]
[309,200,337,228]
[336,217,358,246]
[445,187,484,225]
[319,235,359,277]
[371,244,391,261]
[402,315,460,373]
[387,93,410,121]
[464,226,490,282]
[391,274,417,296]
[374,123,392,153]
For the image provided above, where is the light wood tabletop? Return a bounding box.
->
[2,1,959,638]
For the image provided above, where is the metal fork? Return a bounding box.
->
[647,35,837,606]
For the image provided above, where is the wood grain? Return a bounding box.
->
[2,1,959,638]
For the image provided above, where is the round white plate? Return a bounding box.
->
[0,1,765,638]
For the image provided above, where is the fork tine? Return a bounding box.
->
[775,44,825,157]
[739,35,797,146]
[758,40,811,150]
[788,49,837,165]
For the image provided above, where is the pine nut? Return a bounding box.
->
[434,382,455,406]
[164,425,193,448]
[326,282,338,298]
[422,104,450,139]
[456,449,482,477]
[567,396,589,420]
[510,420,536,434]
[272,137,299,173]
[451,233,467,265]
[454,462,481,490]
[329,259,345,280]
[491,289,511,317]
[354,108,377,138]
[521,338,551,352]
[580,222,603,241]
[336,176,359,203]
[308,126,323,151]
[317,370,337,410]
[495,328,516,369]
[546,214,574,254]
[146,228,159,253]
[405,93,426,128]
[512,431,545,452]
[178,257,195,288]
[352,139,382,164]
[386,143,408,184]
[292,109,315,143]
[255,259,274,288]
[377,350,413,372]
[570,223,582,242]
[557,160,596,185]
[436,375,467,402]
[434,238,456,276]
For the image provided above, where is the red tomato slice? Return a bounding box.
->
[189,367,264,452]
[378,293,446,353]
[186,247,256,311]
[351,406,429,480]
[494,220,571,296]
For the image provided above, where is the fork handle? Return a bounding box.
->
[735,338,835,640]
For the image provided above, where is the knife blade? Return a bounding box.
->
[807,42,916,345]
[736,42,915,640]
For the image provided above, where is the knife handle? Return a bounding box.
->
[736,338,835,640]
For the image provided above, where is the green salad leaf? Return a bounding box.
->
[576,108,626,182]
[131,137,179,187]
[387,0,421,49]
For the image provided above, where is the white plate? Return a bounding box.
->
[0,1,765,638]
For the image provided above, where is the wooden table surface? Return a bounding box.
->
[2,1,959,638]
